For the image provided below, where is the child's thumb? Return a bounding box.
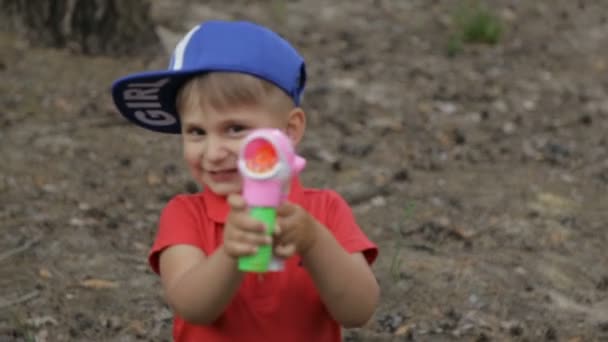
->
[276,202,296,216]
[227,194,247,210]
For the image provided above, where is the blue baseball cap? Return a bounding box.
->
[111,20,307,134]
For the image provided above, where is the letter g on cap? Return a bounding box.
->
[134,110,177,126]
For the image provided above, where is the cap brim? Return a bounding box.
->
[111,70,199,134]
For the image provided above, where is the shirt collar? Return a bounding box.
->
[202,177,305,224]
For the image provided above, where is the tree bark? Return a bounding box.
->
[0,0,160,56]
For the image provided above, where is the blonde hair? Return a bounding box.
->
[176,72,295,115]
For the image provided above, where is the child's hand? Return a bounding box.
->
[272,225,296,259]
[275,202,319,255]
[223,194,272,259]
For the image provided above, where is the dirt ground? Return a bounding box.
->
[1,0,608,341]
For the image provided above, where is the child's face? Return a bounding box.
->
[180,104,288,196]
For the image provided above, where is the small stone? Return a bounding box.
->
[514,266,527,275]
[503,122,516,134]
[78,202,91,211]
[370,196,387,207]
[523,99,537,111]
[437,101,457,114]
[437,216,451,227]
[69,217,86,227]
[493,100,508,113]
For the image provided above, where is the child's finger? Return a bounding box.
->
[237,230,272,246]
[274,243,296,258]
[227,194,247,211]
[229,212,267,233]
[276,202,297,216]
[225,241,258,257]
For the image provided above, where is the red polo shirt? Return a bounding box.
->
[149,178,378,342]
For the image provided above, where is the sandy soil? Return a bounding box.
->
[1,1,608,341]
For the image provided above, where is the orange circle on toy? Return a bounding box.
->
[246,142,278,174]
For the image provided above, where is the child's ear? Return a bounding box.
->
[285,107,306,146]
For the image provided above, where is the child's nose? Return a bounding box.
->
[204,137,229,162]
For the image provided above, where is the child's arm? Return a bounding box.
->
[159,244,243,324]
[159,194,271,324]
[276,203,379,327]
[302,224,379,327]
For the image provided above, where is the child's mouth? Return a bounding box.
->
[208,169,239,182]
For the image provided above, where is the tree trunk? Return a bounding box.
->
[0,0,160,56]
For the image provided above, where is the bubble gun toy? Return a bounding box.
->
[237,128,306,272]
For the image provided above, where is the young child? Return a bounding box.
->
[111,20,379,341]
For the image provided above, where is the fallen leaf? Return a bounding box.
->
[129,320,146,335]
[451,226,475,240]
[34,175,47,188]
[593,59,606,72]
[549,230,566,245]
[133,241,147,252]
[417,102,432,114]
[80,279,119,289]
[39,268,52,279]
[27,316,58,327]
[54,98,73,112]
[537,192,574,209]
[394,323,413,336]
[436,130,452,147]
[147,172,162,186]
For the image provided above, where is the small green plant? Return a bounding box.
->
[390,202,416,281]
[6,310,36,342]
[447,1,503,56]
[447,36,464,57]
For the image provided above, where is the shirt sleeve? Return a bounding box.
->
[324,190,378,265]
[148,195,204,274]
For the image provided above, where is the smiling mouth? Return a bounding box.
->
[209,169,237,174]
[207,169,239,181]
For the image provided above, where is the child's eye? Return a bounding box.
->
[227,125,247,136]
[187,127,206,136]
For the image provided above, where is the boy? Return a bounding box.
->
[111,20,379,341]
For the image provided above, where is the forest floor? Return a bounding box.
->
[1,1,608,341]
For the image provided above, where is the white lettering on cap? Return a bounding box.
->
[134,110,176,126]
[124,78,176,127]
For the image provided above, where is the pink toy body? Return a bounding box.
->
[242,179,284,207]
[237,128,306,272]
[238,128,306,206]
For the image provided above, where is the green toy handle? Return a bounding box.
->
[238,207,276,272]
